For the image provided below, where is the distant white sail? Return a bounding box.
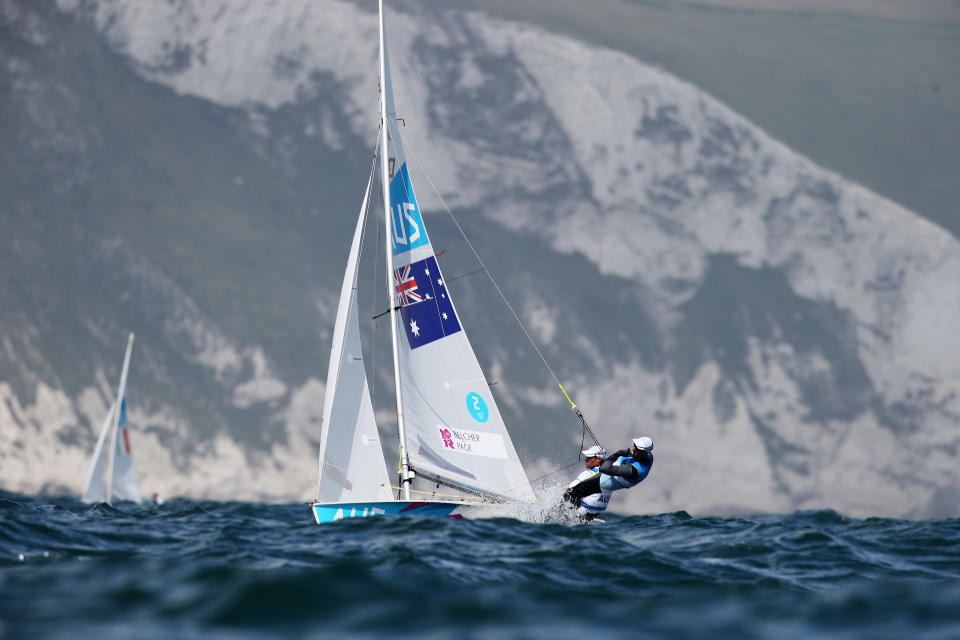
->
[110,397,141,503]
[82,333,140,504]
[380,32,534,502]
[315,160,394,503]
[81,399,116,503]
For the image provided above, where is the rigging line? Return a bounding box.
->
[497,459,587,503]
[384,484,494,504]
[372,296,431,321]
[365,130,382,418]
[557,381,602,448]
[372,304,402,320]
[371,206,381,408]
[525,461,581,487]
[403,137,602,448]
[445,266,487,284]
[357,132,379,295]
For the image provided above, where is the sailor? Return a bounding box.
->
[563,436,654,509]
[562,445,612,520]
[598,436,654,494]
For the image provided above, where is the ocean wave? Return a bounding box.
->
[1,491,958,639]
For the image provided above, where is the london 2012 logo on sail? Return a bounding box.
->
[436,425,508,459]
[390,164,429,256]
[440,427,455,449]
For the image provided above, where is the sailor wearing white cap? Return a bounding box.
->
[580,445,607,463]
[562,445,612,520]
[598,436,654,492]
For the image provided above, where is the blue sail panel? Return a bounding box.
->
[389,163,430,257]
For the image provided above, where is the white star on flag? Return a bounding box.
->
[425,267,430,275]
[438,278,444,286]
[410,320,420,337]
[442,312,448,320]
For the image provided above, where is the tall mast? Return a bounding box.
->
[379,0,412,500]
[104,332,134,505]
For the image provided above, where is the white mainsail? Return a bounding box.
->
[110,396,141,503]
[82,333,140,504]
[315,158,394,503]
[379,15,534,503]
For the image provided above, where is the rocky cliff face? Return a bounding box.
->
[2,0,957,516]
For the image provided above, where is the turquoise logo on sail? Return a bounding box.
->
[390,164,429,256]
[466,392,488,422]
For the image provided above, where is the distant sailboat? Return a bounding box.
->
[310,1,537,523]
[82,333,141,505]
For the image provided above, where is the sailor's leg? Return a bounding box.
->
[563,476,601,504]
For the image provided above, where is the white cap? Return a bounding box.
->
[632,436,654,451]
[581,445,607,458]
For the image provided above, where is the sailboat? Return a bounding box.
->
[81,332,141,505]
[310,1,537,523]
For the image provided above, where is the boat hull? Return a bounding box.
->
[311,500,479,524]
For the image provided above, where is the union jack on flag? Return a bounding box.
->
[394,265,423,306]
[395,256,462,350]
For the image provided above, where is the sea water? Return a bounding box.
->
[1,490,958,639]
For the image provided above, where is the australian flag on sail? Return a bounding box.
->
[394,255,462,350]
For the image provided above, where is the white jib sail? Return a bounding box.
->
[84,333,139,504]
[315,156,394,504]
[379,15,534,502]
[81,399,117,503]
[104,333,137,504]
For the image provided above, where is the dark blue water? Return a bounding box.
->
[2,490,958,639]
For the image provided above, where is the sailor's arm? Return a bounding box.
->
[566,469,598,489]
[598,452,639,480]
